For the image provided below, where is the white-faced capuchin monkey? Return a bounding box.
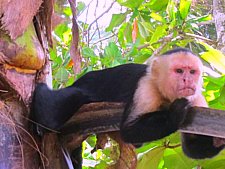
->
[31,48,224,168]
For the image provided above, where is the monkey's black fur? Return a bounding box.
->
[31,48,224,168]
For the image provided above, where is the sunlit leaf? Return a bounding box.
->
[218,86,225,105]
[167,0,177,21]
[188,14,212,23]
[117,0,144,8]
[82,47,97,58]
[62,29,72,44]
[77,1,86,16]
[149,25,167,44]
[124,22,133,43]
[163,148,198,169]
[179,0,191,20]
[137,146,165,169]
[199,42,225,74]
[63,7,72,17]
[55,67,69,83]
[138,22,150,38]
[145,0,169,11]
[197,150,225,169]
[150,12,166,23]
[104,42,122,58]
[105,12,128,32]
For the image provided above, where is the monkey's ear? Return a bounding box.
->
[149,57,160,75]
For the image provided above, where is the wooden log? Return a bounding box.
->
[60,103,225,139]
[180,107,225,138]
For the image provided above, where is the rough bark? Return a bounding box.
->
[213,0,225,54]
[0,0,64,168]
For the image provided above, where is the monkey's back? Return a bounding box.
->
[73,63,147,103]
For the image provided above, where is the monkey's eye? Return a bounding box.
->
[190,70,195,74]
[175,69,183,74]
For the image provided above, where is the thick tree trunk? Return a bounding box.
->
[0,0,66,168]
[213,0,225,54]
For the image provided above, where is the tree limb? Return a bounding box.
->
[59,102,225,139]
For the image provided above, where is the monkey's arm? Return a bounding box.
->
[120,98,190,143]
[180,95,224,159]
[181,133,224,159]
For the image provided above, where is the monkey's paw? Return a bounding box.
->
[169,98,191,127]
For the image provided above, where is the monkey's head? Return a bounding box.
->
[150,50,204,102]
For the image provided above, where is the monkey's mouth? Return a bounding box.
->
[178,87,195,96]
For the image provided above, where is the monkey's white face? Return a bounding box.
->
[172,66,200,97]
[157,52,203,102]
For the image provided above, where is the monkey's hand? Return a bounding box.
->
[169,98,191,128]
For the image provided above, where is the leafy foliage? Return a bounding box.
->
[51,0,225,168]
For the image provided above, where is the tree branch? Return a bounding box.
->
[57,102,225,155]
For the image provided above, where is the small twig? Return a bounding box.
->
[87,0,115,45]
[137,33,174,51]
[184,32,217,44]
[92,33,117,45]
[164,141,181,149]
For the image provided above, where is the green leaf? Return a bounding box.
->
[163,148,198,169]
[137,146,165,169]
[218,85,225,105]
[117,0,144,8]
[138,22,150,38]
[149,25,167,44]
[118,22,132,46]
[55,67,69,83]
[188,14,212,24]
[77,1,86,15]
[199,42,225,74]
[105,13,128,32]
[179,0,192,20]
[167,0,177,21]
[150,12,166,23]
[104,42,122,58]
[82,47,97,58]
[145,0,169,11]
[63,7,72,17]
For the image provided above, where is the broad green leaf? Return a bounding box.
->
[55,67,69,83]
[167,0,177,21]
[218,85,225,105]
[188,14,212,24]
[62,29,72,44]
[54,24,70,40]
[118,22,134,47]
[77,1,86,15]
[86,135,97,148]
[138,22,150,38]
[145,0,169,11]
[63,7,72,17]
[198,150,225,169]
[199,42,225,74]
[82,47,97,58]
[179,0,191,19]
[117,0,144,8]
[163,148,197,169]
[149,25,167,44]
[141,21,154,33]
[104,42,122,58]
[137,146,165,169]
[105,13,128,32]
[150,12,166,23]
